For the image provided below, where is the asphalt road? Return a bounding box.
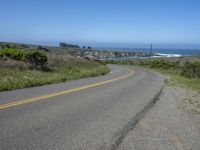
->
[0,65,165,150]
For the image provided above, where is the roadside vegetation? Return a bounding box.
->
[0,42,93,54]
[0,48,109,91]
[101,58,200,91]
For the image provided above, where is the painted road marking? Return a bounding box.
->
[0,68,134,110]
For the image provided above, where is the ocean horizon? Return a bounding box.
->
[95,47,200,57]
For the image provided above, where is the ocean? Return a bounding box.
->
[95,47,200,57]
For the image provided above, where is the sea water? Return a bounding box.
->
[95,47,200,60]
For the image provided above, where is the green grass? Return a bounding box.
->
[0,66,109,91]
[149,68,200,91]
[0,52,109,91]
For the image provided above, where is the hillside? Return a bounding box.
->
[0,42,90,54]
[0,43,109,91]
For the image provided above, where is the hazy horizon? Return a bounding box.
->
[1,40,200,50]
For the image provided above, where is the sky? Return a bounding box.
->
[0,0,200,49]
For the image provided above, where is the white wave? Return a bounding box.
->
[154,53,181,58]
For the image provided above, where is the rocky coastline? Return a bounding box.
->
[70,50,150,59]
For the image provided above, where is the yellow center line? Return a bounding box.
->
[0,68,134,110]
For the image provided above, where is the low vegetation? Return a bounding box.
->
[0,42,89,55]
[0,48,109,91]
[0,48,48,70]
[101,58,200,91]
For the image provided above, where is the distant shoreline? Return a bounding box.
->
[1,41,200,60]
[95,47,200,57]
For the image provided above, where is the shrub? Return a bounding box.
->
[142,59,179,69]
[181,62,200,78]
[0,48,48,70]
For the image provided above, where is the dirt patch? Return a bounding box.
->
[169,86,200,114]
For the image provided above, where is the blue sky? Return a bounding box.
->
[0,0,200,48]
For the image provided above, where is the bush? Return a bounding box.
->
[0,48,48,70]
[147,60,179,69]
[181,62,200,78]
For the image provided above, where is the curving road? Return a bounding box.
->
[0,65,165,150]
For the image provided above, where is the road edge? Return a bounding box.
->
[110,78,166,150]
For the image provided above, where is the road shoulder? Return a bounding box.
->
[117,85,200,150]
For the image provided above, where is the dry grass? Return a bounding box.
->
[0,53,109,91]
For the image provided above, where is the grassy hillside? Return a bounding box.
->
[0,41,88,54]
[0,48,109,91]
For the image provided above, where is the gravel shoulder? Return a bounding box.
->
[117,85,200,150]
